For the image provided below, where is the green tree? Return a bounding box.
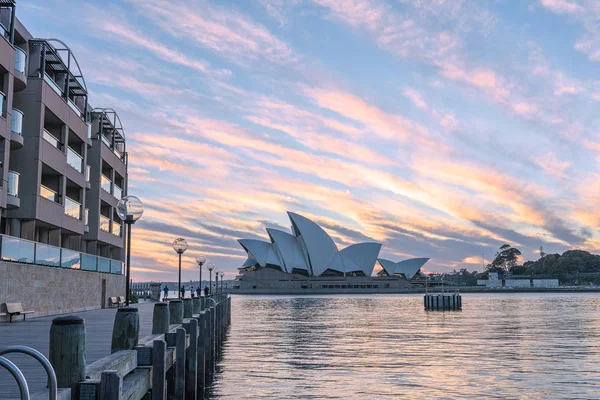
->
[487,244,522,273]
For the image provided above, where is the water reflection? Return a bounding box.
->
[211,294,600,399]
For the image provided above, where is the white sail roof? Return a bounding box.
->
[266,228,309,273]
[287,212,338,276]
[377,257,429,279]
[238,239,283,269]
[339,243,382,276]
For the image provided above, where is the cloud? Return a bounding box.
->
[403,88,428,110]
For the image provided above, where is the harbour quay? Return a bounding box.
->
[0,295,231,399]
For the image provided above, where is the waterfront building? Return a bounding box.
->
[234,211,430,293]
[0,3,127,319]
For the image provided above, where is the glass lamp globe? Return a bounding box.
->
[116,195,144,223]
[207,262,214,272]
[219,271,224,278]
[172,238,188,254]
[196,255,206,265]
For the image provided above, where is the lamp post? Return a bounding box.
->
[220,271,224,294]
[196,255,206,297]
[116,196,144,306]
[207,262,214,296]
[215,269,219,295]
[172,238,188,299]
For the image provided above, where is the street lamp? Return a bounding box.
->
[172,238,188,299]
[116,196,144,306]
[196,255,206,297]
[215,269,219,294]
[207,262,214,296]
[220,271,224,294]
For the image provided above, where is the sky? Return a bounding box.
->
[19,0,600,281]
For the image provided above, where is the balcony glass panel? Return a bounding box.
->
[86,123,91,140]
[111,222,122,237]
[113,184,122,200]
[14,47,26,74]
[84,208,89,226]
[81,253,97,271]
[85,165,91,182]
[98,257,111,273]
[61,249,81,269]
[67,98,82,117]
[11,108,23,135]
[44,73,63,96]
[67,147,83,173]
[0,91,5,118]
[0,23,7,39]
[35,243,61,267]
[101,135,111,148]
[111,260,124,275]
[64,197,81,219]
[40,185,60,203]
[1,236,34,263]
[101,175,111,193]
[7,171,19,197]
[100,215,110,232]
[43,129,61,148]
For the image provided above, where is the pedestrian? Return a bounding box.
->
[190,286,194,298]
[180,286,185,299]
[204,286,209,297]
[196,286,202,297]
[163,285,169,301]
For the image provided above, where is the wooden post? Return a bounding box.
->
[184,319,198,399]
[50,315,86,398]
[111,307,140,353]
[152,339,167,400]
[200,297,205,312]
[99,370,122,400]
[205,308,213,379]
[183,298,193,318]
[175,327,186,399]
[169,300,184,324]
[192,298,201,315]
[196,312,205,393]
[152,303,170,334]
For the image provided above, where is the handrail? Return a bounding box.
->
[0,356,30,400]
[0,345,57,400]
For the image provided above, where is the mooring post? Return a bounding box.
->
[183,298,193,319]
[205,307,213,378]
[152,339,167,400]
[111,307,140,353]
[50,315,86,398]
[183,318,198,399]
[99,370,122,400]
[152,303,170,334]
[169,300,184,324]
[200,297,205,312]
[175,327,186,400]
[196,311,206,392]
[192,297,201,315]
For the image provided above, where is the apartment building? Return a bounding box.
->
[0,1,127,274]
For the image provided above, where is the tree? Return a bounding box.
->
[487,244,522,273]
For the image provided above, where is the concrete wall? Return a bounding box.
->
[0,261,125,321]
[533,279,559,288]
[505,279,531,288]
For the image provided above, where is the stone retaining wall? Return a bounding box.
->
[0,261,125,321]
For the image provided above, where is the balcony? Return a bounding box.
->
[113,183,122,200]
[14,47,26,74]
[99,215,110,232]
[101,174,111,193]
[7,171,19,208]
[67,98,82,117]
[0,234,124,274]
[42,129,61,149]
[67,147,83,173]
[10,108,24,149]
[44,73,63,96]
[111,221,122,237]
[40,185,60,203]
[64,196,81,220]
[0,91,5,118]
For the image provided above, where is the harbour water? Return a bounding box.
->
[210,293,600,399]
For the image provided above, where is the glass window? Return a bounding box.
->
[111,260,124,275]
[81,253,97,271]
[98,257,110,272]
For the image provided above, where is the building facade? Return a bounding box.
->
[0,2,127,318]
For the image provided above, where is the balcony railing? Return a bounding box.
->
[0,91,5,118]
[111,222,122,237]
[14,47,26,74]
[101,134,111,148]
[11,108,23,135]
[85,165,91,182]
[113,183,122,200]
[0,234,124,274]
[7,171,19,197]
[40,185,60,203]
[86,122,91,140]
[99,215,110,232]
[64,196,81,219]
[44,73,63,96]
[101,174,111,193]
[67,98,82,117]
[67,147,83,173]
[84,208,89,226]
[43,129,61,149]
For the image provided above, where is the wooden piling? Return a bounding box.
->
[183,319,198,399]
[195,311,206,393]
[111,307,140,353]
[183,298,193,319]
[192,298,201,315]
[152,303,170,334]
[50,316,86,397]
[151,339,166,400]
[169,300,184,324]
[175,327,186,400]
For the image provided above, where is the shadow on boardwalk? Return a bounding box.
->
[0,301,155,399]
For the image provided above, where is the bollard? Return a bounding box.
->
[183,298,193,319]
[169,299,184,324]
[192,297,201,315]
[152,303,170,334]
[175,327,186,400]
[152,339,167,400]
[50,316,86,396]
[200,297,205,312]
[196,312,206,393]
[204,308,213,380]
[184,319,198,399]
[111,307,140,353]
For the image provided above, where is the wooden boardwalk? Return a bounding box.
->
[0,301,155,399]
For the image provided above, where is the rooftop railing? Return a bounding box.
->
[66,147,83,173]
[11,108,23,135]
[14,47,26,74]
[0,234,123,274]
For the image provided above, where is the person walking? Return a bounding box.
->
[180,286,185,299]
[196,286,202,297]
[163,285,169,301]
[204,286,209,297]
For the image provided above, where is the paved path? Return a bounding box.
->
[0,301,156,399]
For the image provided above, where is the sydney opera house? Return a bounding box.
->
[232,212,430,293]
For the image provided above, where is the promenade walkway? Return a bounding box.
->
[0,301,155,399]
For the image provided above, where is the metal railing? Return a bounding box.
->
[0,346,57,400]
[99,215,110,232]
[67,147,83,173]
[0,234,124,274]
[14,47,26,74]
[43,129,61,148]
[11,108,23,135]
[7,171,18,197]
[101,174,111,193]
[64,196,81,219]
[40,185,60,203]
